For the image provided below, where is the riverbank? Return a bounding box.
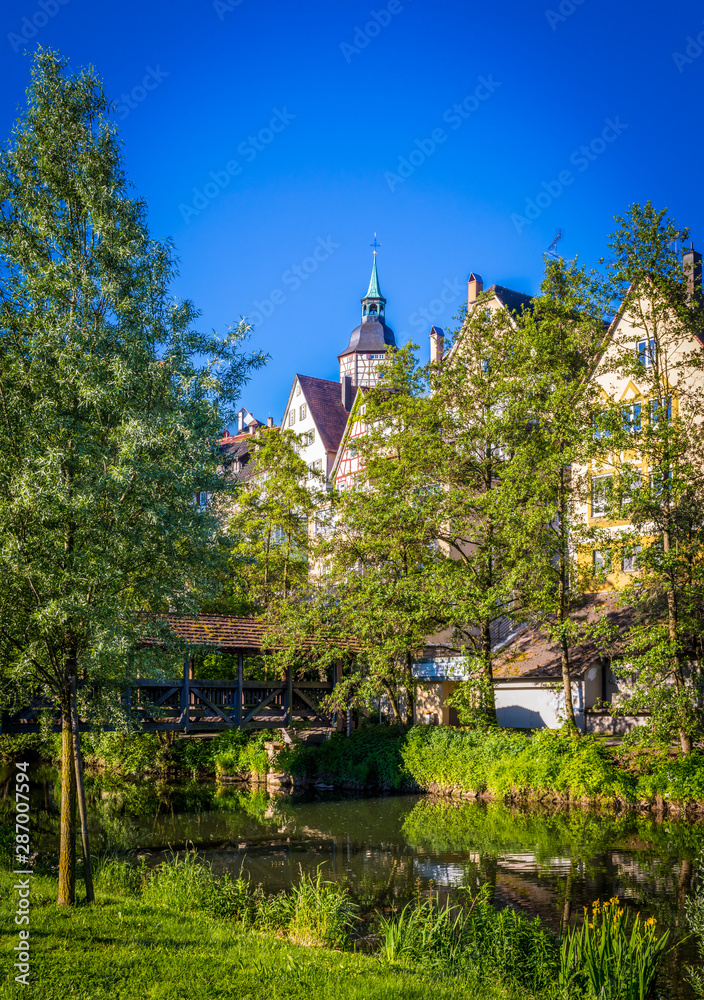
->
[5,723,704,810]
[0,852,682,1000]
[0,873,526,1000]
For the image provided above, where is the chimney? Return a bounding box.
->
[237,410,244,433]
[342,375,353,411]
[430,326,444,365]
[267,416,274,428]
[683,244,702,301]
[468,272,484,308]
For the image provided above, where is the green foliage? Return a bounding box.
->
[0,732,58,762]
[560,897,671,999]
[401,725,636,801]
[377,887,557,992]
[0,870,524,1000]
[278,724,409,788]
[635,750,704,802]
[687,852,704,997]
[213,728,271,778]
[143,851,255,920]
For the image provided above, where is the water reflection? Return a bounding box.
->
[3,768,702,998]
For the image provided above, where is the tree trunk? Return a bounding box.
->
[664,529,692,754]
[57,696,76,907]
[381,680,401,723]
[560,639,578,729]
[557,468,578,730]
[69,673,94,903]
[404,651,415,725]
[480,619,497,722]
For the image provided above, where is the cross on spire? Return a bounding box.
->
[370,233,381,254]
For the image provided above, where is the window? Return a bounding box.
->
[301,429,314,447]
[591,475,612,517]
[308,458,323,478]
[622,545,641,572]
[622,403,641,434]
[295,382,301,396]
[299,403,307,421]
[593,549,612,575]
[370,353,385,360]
[195,491,208,507]
[289,409,296,426]
[637,339,657,368]
[650,397,672,423]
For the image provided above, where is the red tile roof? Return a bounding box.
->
[296,374,351,453]
[141,614,357,653]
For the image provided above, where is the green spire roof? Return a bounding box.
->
[364,253,385,302]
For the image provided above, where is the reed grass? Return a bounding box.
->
[559,897,671,999]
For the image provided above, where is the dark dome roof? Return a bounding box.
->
[338,317,396,358]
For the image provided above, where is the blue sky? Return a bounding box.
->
[1,0,703,426]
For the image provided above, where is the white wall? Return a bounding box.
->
[494,680,585,731]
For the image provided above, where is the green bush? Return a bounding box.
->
[278,724,408,788]
[636,750,704,803]
[401,725,635,801]
[213,728,270,778]
[0,732,60,762]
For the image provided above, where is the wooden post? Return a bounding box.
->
[286,663,293,727]
[182,655,190,734]
[334,662,344,732]
[236,651,244,728]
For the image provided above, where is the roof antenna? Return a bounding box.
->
[547,229,562,260]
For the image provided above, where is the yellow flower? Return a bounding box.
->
[645,917,657,928]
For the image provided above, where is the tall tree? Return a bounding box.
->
[0,50,264,904]
[309,346,445,723]
[504,256,613,728]
[217,426,320,616]
[431,296,530,722]
[599,203,704,753]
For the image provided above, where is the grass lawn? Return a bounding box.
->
[0,875,529,1000]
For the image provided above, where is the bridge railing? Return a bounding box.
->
[3,676,335,733]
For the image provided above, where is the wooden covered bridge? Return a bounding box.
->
[3,615,347,734]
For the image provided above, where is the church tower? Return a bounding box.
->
[338,248,396,388]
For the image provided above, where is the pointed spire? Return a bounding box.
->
[361,241,386,322]
[366,252,383,300]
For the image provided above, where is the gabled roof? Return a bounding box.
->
[296,374,352,453]
[488,284,534,315]
[492,595,632,681]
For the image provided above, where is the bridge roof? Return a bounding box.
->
[142,614,356,655]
